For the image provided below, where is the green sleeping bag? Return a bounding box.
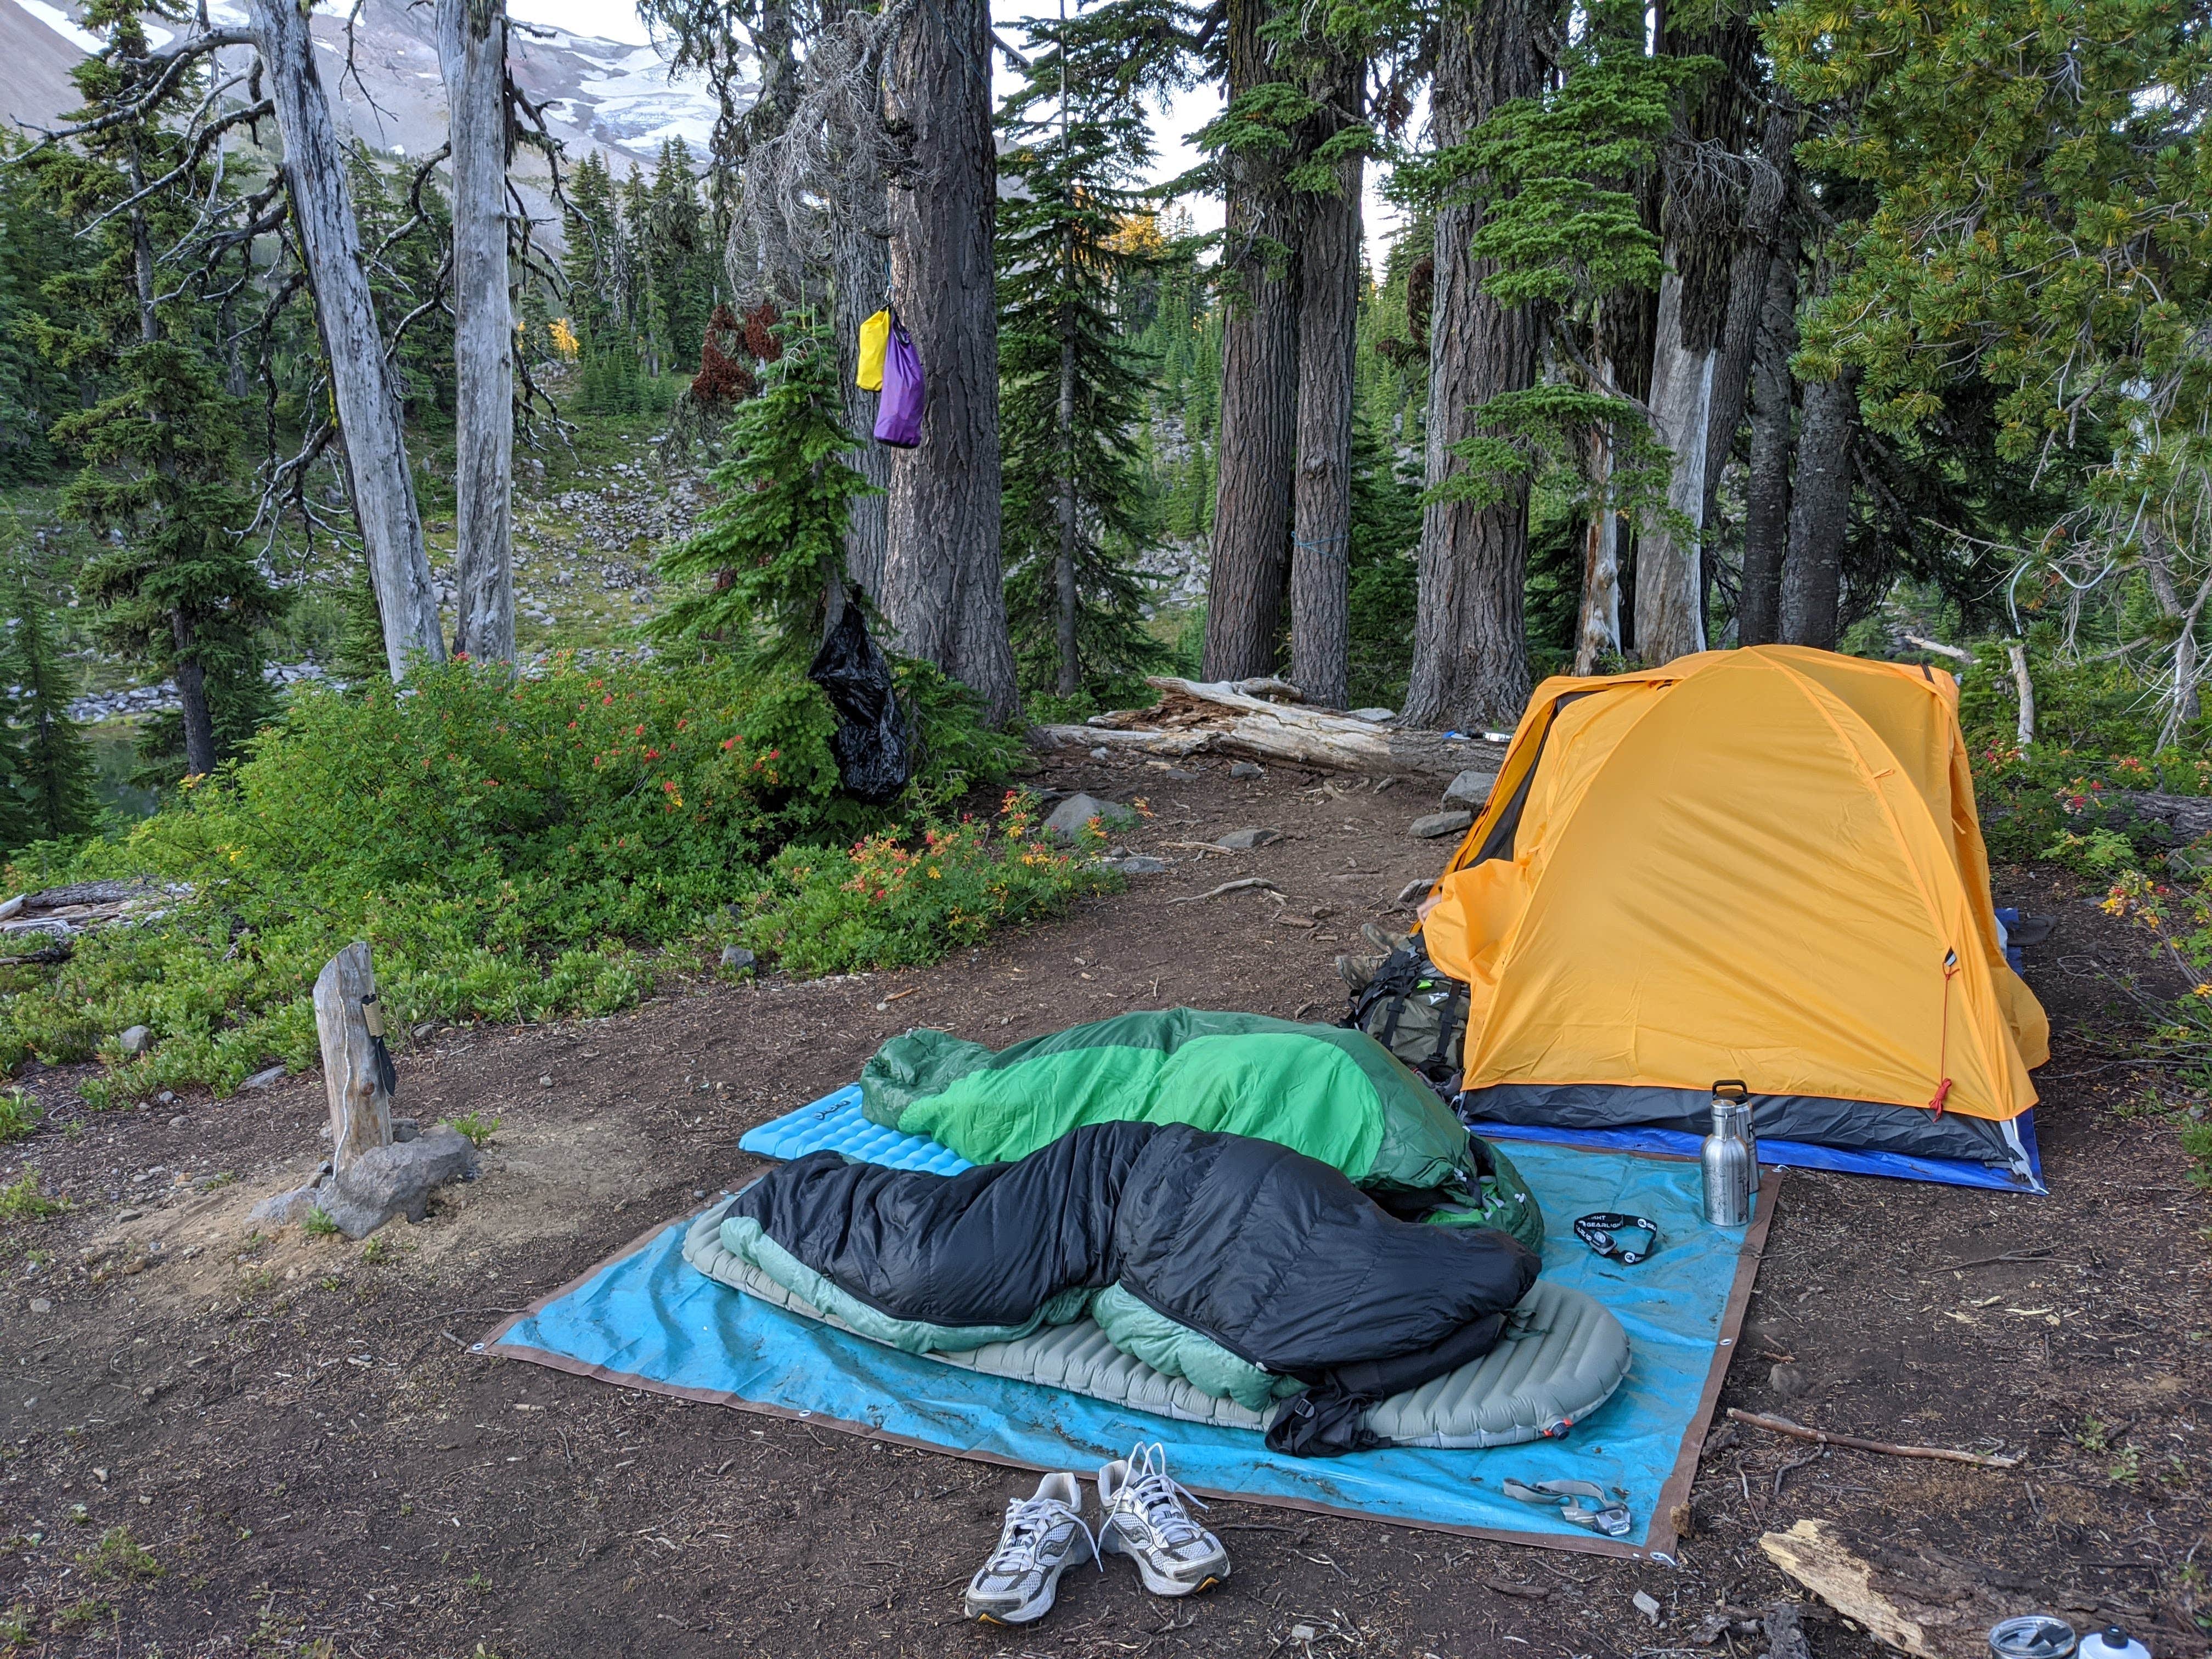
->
[861,1008,1542,1249]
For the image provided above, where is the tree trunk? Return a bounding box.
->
[1634,262,1716,663]
[439,0,514,664]
[1575,384,1622,673]
[1739,238,1798,645]
[1289,152,1361,709]
[1699,107,1796,530]
[1201,0,1300,681]
[1781,365,1857,650]
[1054,288,1080,697]
[247,0,444,680]
[173,654,216,778]
[881,0,1019,723]
[1631,13,1758,666]
[1402,0,1548,730]
[832,214,891,602]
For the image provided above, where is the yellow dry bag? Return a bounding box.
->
[856,309,890,391]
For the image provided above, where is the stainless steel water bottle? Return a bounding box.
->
[1701,1080,1757,1226]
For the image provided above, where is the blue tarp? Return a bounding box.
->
[1465,1110,2043,1194]
[486,1090,1770,1554]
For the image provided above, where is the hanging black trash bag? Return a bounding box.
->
[806,599,914,804]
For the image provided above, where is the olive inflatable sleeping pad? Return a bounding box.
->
[681,1199,1631,1449]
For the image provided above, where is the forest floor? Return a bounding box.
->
[2,751,2209,1658]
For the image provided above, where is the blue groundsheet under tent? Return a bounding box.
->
[482,1089,1779,1556]
[1466,1110,2044,1194]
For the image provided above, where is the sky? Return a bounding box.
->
[504,0,1402,258]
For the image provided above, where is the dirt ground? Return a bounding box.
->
[3,752,2208,1658]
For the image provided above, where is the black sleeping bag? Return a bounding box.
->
[731,1122,1541,1452]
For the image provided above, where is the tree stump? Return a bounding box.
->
[314,942,392,1173]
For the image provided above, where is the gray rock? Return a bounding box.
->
[391,1118,420,1143]
[1105,855,1169,876]
[168,1115,187,1130]
[117,1025,151,1056]
[240,1064,286,1090]
[1410,810,1475,839]
[1214,827,1283,851]
[316,1127,479,1240]
[1088,747,1109,761]
[29,1298,52,1314]
[1442,769,1498,809]
[1228,761,1265,780]
[247,1184,325,1230]
[720,944,758,974]
[1044,793,1138,839]
[1348,708,1396,723]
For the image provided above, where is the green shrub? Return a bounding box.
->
[0,1087,36,1143]
[2181,1119,2212,1189]
[449,1110,500,1148]
[0,1173,66,1221]
[738,793,1119,976]
[0,653,1019,1097]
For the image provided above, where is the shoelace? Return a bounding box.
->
[985,1494,1100,1577]
[1118,1443,1209,1548]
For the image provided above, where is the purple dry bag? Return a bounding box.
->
[873,309,925,448]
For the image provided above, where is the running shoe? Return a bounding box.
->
[963,1471,1097,1625]
[1096,1443,1229,1596]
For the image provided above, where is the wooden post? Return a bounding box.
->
[314,943,392,1173]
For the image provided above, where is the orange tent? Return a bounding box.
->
[1420,646,2048,1175]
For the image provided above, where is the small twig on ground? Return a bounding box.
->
[1916,1248,2058,1274]
[1727,1408,2024,1467]
[1483,1579,1552,1600]
[1169,878,1283,905]
[1772,1447,1825,1496]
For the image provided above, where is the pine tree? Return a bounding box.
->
[996,8,1169,705]
[651,309,873,666]
[4,561,99,844]
[23,0,287,781]
[0,138,86,485]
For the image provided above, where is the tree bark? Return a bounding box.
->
[1699,106,1796,529]
[439,0,514,664]
[1632,13,1758,666]
[881,0,1019,723]
[313,941,393,1174]
[1574,350,1622,673]
[172,637,216,779]
[1054,286,1080,696]
[1635,262,1716,663]
[1738,237,1798,645]
[832,215,891,602]
[1201,0,1300,681]
[1289,151,1361,709]
[1402,0,1548,730]
[1781,364,1858,650]
[247,0,444,680]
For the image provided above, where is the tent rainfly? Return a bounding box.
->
[1418,646,2049,1175]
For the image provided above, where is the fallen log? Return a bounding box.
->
[1762,1519,2208,1659]
[1041,678,1508,781]
[1035,724,1211,758]
[2110,791,2212,842]
[1727,1408,2023,1467]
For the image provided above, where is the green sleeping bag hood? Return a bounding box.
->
[860,1008,1542,1250]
